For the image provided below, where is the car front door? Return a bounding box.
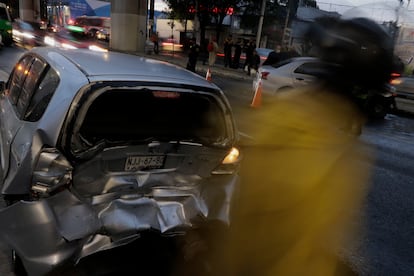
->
[0,55,34,185]
[0,55,49,194]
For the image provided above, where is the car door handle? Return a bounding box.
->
[296,78,304,81]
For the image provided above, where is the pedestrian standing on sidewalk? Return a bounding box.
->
[223,35,233,68]
[200,37,209,65]
[247,49,260,76]
[208,37,219,67]
[151,32,159,54]
[232,38,243,69]
[243,38,255,72]
[186,37,200,72]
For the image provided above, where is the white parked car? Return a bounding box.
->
[252,56,397,119]
[0,47,241,275]
[391,75,414,100]
[253,57,323,96]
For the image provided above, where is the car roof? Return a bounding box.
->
[262,56,320,68]
[30,47,219,89]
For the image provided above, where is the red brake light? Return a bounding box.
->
[261,71,269,80]
[152,91,180,98]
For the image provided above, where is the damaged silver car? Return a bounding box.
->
[0,47,241,275]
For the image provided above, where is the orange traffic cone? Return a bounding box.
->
[250,79,262,108]
[206,68,212,82]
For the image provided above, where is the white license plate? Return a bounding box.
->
[125,155,165,171]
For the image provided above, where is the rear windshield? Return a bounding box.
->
[77,89,228,148]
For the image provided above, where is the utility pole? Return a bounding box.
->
[256,0,266,48]
[149,0,155,36]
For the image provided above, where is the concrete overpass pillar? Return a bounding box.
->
[19,0,41,22]
[110,0,147,53]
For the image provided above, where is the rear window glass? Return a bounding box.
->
[271,58,293,69]
[294,62,341,77]
[78,89,228,147]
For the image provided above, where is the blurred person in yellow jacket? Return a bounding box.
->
[204,17,395,276]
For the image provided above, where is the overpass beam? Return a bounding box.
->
[110,0,147,53]
[19,0,41,22]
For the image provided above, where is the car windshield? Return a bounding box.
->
[76,88,228,153]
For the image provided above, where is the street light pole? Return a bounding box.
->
[256,0,266,48]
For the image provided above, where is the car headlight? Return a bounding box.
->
[89,45,108,52]
[44,35,56,46]
[31,148,73,198]
[61,43,77,49]
[22,32,35,39]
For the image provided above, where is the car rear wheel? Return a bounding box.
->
[3,34,13,46]
[365,96,389,119]
[275,86,293,95]
[12,249,27,276]
[88,29,98,39]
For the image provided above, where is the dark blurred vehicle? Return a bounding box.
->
[0,3,12,46]
[12,19,46,48]
[253,57,396,119]
[44,25,108,51]
[229,47,273,68]
[72,15,110,41]
[262,48,300,66]
[255,48,275,65]
[0,47,240,275]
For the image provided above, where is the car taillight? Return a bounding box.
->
[261,71,269,80]
[390,78,402,85]
[31,148,73,198]
[212,147,241,175]
[389,72,402,85]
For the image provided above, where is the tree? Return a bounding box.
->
[164,0,242,43]
[209,0,240,42]
[238,0,318,47]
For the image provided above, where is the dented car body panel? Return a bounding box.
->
[0,47,240,275]
[0,173,238,275]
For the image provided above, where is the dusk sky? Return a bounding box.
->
[154,0,414,24]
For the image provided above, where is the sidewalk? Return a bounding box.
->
[139,51,255,81]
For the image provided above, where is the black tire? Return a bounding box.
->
[276,86,293,95]
[3,34,13,47]
[12,249,27,276]
[88,29,98,39]
[365,97,388,119]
